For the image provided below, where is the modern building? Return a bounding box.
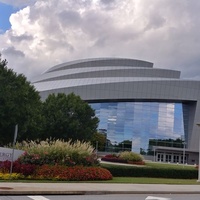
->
[32,58,200,164]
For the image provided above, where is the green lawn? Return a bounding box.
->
[101,161,196,170]
[0,177,199,184]
[102,177,200,184]
[145,162,196,170]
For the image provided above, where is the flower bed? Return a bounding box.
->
[0,160,36,176]
[101,152,145,165]
[101,156,127,163]
[0,172,22,180]
[0,160,112,181]
[0,140,113,181]
[35,165,112,181]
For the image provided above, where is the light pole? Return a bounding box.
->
[182,141,186,168]
[10,124,18,178]
[153,146,156,162]
[181,135,186,167]
[96,141,98,153]
[197,123,200,182]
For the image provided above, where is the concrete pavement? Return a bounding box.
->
[1,182,200,195]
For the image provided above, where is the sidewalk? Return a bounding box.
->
[1,182,200,195]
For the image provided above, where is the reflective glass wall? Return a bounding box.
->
[90,102,185,154]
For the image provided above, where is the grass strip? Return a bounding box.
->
[0,177,200,184]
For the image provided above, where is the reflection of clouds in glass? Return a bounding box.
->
[108,118,116,122]
[157,103,175,137]
[156,132,180,140]
[174,103,184,135]
[125,120,133,127]
[132,137,141,153]
[117,112,125,117]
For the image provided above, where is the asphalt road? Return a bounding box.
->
[0,194,200,200]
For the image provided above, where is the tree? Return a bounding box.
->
[91,132,106,151]
[118,140,132,151]
[41,93,99,141]
[0,54,42,145]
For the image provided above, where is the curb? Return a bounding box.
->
[1,190,200,195]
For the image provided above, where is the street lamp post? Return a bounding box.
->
[153,146,156,162]
[181,135,186,167]
[197,123,200,182]
[182,141,186,168]
[10,124,18,178]
[96,141,98,152]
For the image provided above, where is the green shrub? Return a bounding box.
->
[119,151,143,162]
[101,164,197,179]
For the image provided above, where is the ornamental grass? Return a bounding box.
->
[16,139,94,155]
[16,139,99,166]
[119,151,144,162]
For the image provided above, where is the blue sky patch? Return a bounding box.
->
[0,2,18,32]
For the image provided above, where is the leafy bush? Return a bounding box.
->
[101,156,127,163]
[101,164,198,179]
[0,172,22,180]
[119,151,143,162]
[101,152,145,165]
[0,160,36,176]
[16,139,99,166]
[104,154,118,158]
[35,165,113,181]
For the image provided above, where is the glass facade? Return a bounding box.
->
[90,102,185,154]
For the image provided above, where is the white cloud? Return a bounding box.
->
[1,0,200,80]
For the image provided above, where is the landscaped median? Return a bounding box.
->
[0,140,198,182]
[0,139,112,181]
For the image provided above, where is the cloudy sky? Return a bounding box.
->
[0,0,200,81]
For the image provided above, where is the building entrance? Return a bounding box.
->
[156,152,187,164]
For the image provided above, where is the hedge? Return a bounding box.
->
[101,164,198,179]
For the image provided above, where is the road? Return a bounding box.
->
[0,194,200,200]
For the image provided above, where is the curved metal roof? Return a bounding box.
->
[32,58,180,83]
[45,57,154,73]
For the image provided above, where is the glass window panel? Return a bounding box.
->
[90,101,185,153]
